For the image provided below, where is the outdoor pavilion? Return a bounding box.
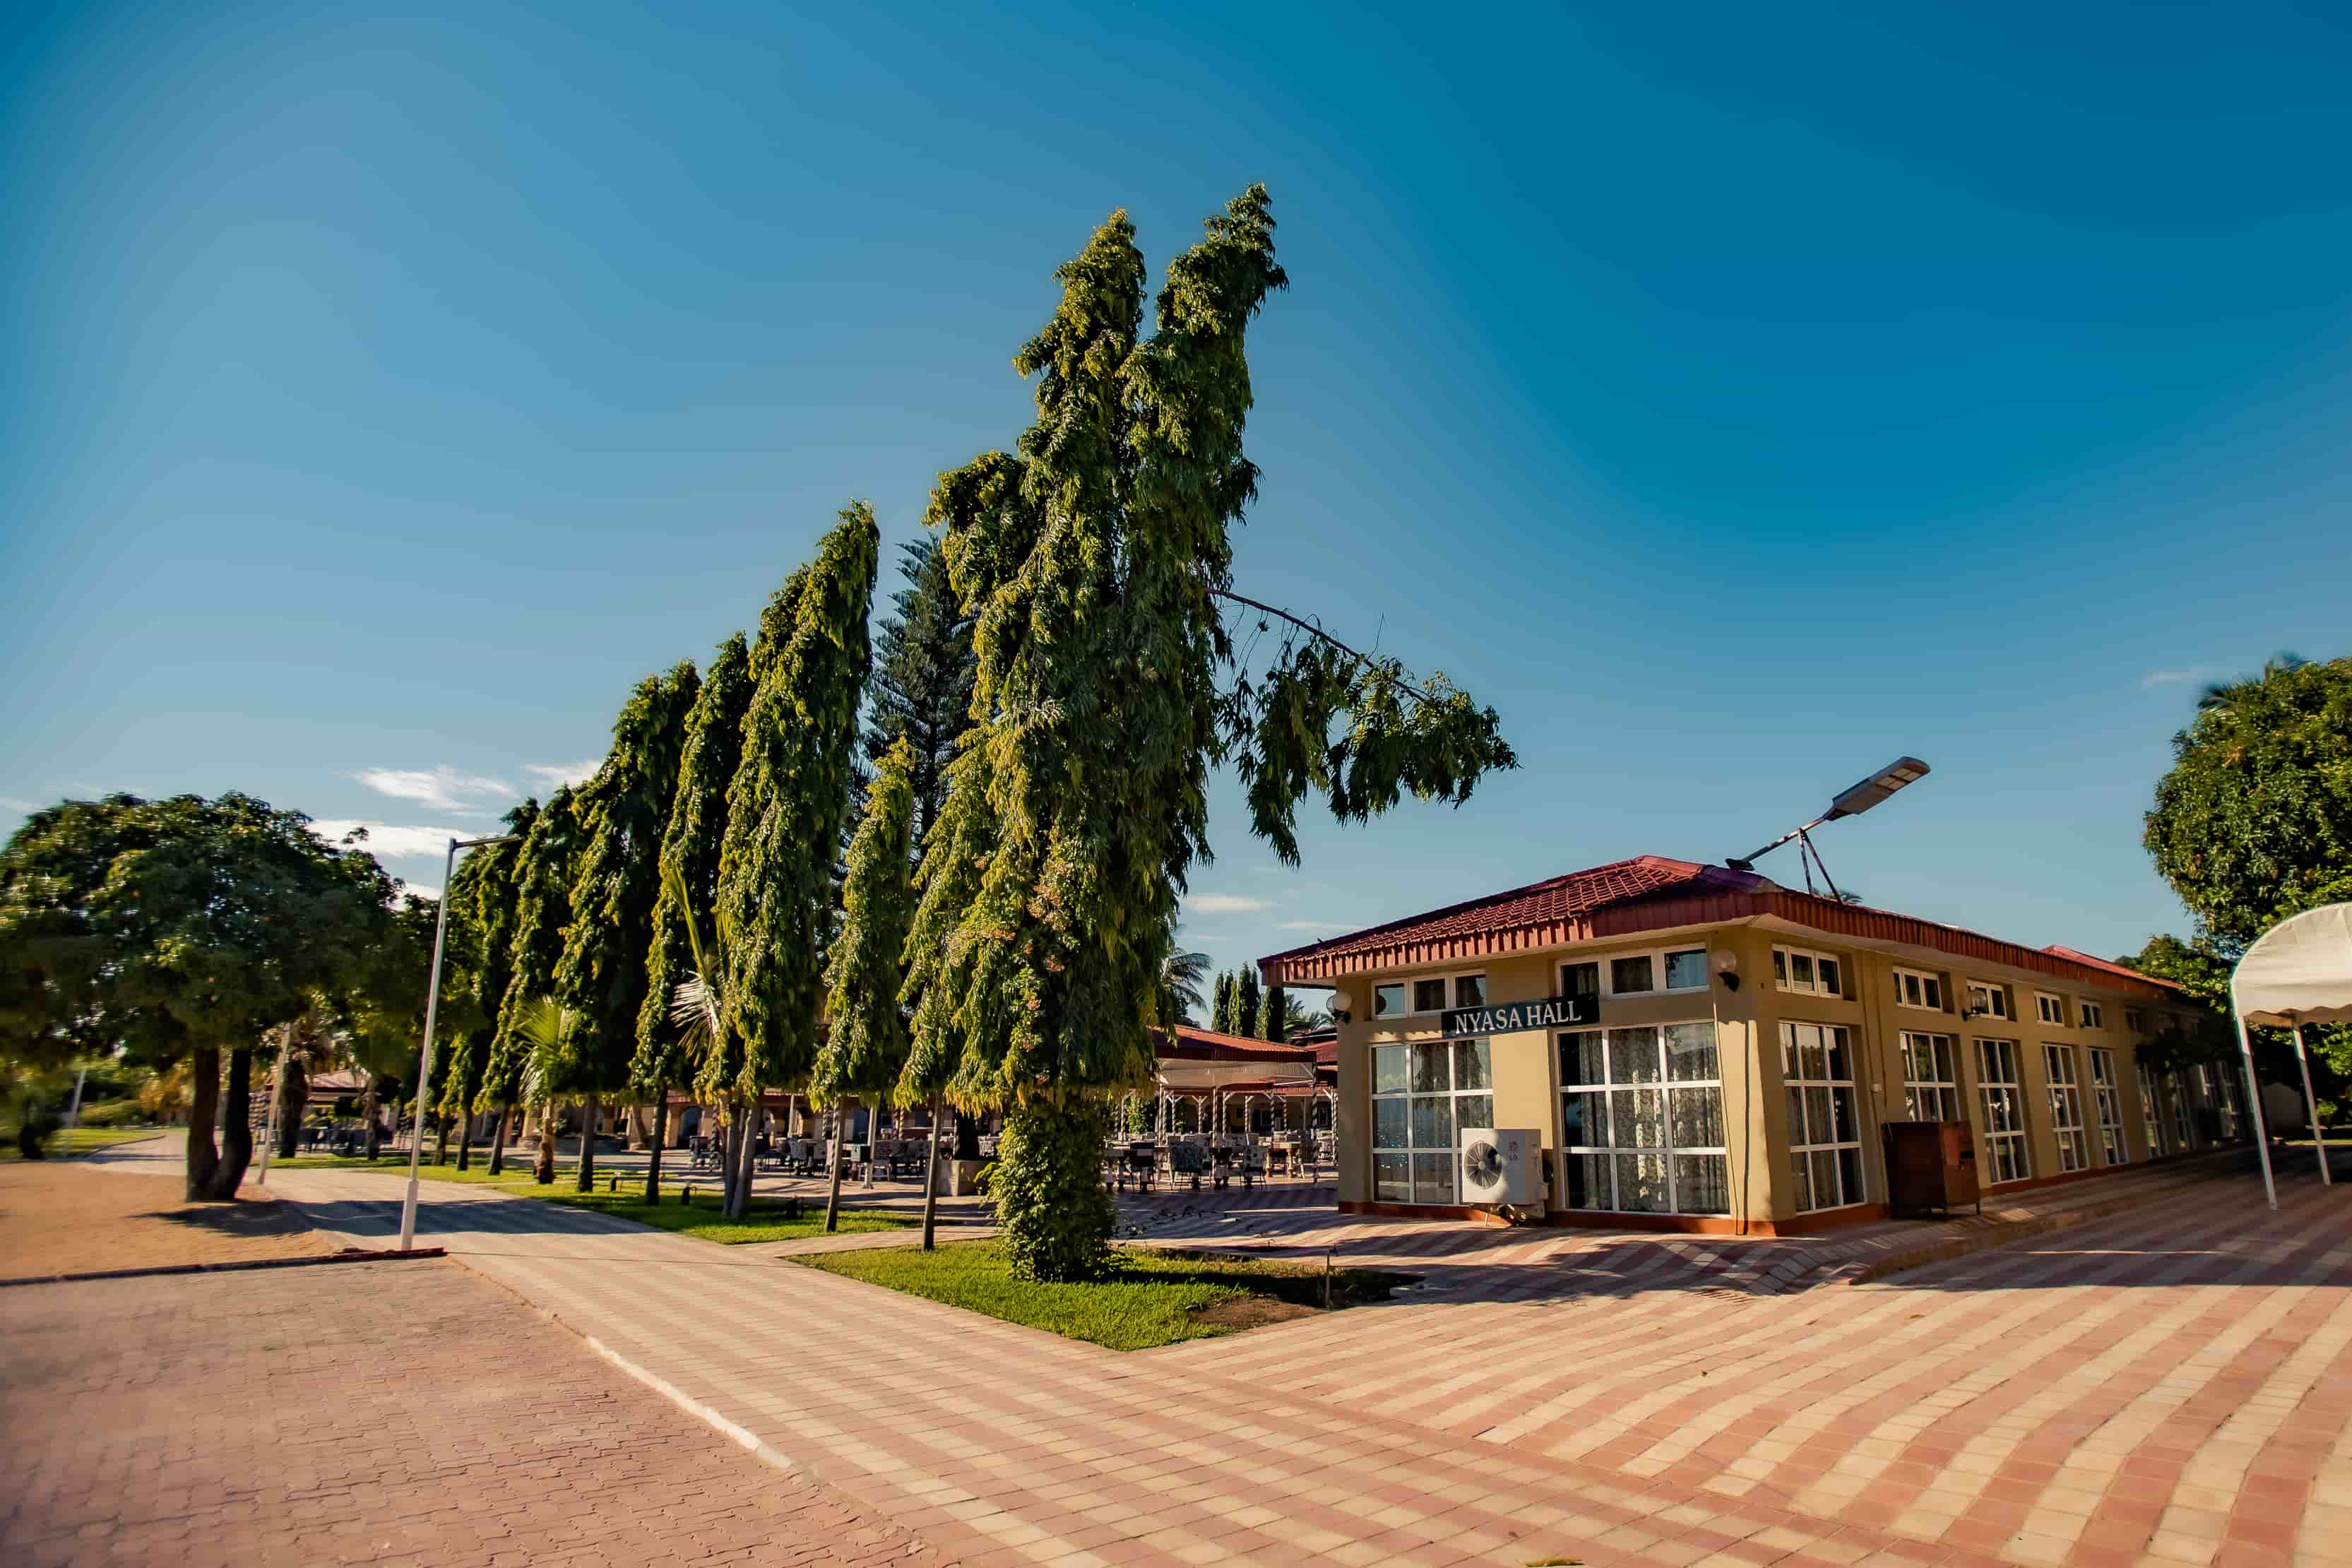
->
[2232,901,2350,1208]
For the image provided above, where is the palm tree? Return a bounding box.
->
[2198,652,2307,713]
[506,997,576,1185]
[1282,994,1329,1034]
[1160,949,1212,1026]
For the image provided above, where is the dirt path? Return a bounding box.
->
[0,1148,329,1281]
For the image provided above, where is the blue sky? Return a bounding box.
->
[5,2,2349,992]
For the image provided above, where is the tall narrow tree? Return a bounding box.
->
[710,504,879,1217]
[453,800,536,1173]
[865,537,978,844]
[906,188,1511,1280]
[486,787,583,1184]
[554,663,699,1192]
[634,632,753,1204]
[1235,968,1261,1042]
[814,737,917,1233]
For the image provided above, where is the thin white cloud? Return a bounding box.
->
[354,765,513,812]
[399,883,442,902]
[1187,893,1271,915]
[309,820,473,860]
[2142,665,2214,689]
[523,759,603,791]
[0,797,37,813]
[1275,920,1355,932]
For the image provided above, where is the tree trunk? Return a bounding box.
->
[433,1112,450,1165]
[628,1103,651,1150]
[185,1046,222,1201]
[361,1077,381,1159]
[456,1098,475,1170]
[643,1098,668,1204]
[534,1105,557,1184]
[823,1098,851,1233]
[920,1093,944,1251]
[203,1047,256,1201]
[576,1095,599,1191]
[727,1103,759,1219]
[487,1102,513,1176]
[273,1058,307,1160]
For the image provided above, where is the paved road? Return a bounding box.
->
[0,1259,945,1568]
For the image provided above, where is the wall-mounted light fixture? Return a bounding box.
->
[1714,950,1741,992]
[1326,986,1353,1025]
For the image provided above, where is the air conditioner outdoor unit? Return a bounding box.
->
[1458,1127,1542,1206]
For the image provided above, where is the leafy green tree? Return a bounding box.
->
[554,663,699,1192]
[0,793,396,1198]
[2146,655,2352,949]
[1235,969,1261,1042]
[487,788,583,1184]
[906,188,1513,1280]
[1257,983,1285,1043]
[865,537,977,843]
[1211,971,1239,1035]
[710,504,879,1216]
[444,801,535,1172]
[814,737,917,1234]
[635,632,753,1203]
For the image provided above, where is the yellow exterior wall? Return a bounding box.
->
[1329,916,2214,1228]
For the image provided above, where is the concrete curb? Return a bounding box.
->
[578,1329,801,1475]
[0,1246,448,1289]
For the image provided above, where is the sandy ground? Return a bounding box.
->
[0,1147,330,1281]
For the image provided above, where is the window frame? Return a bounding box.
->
[1966,980,2014,1021]
[1771,944,1846,999]
[2079,1000,2105,1031]
[2137,1062,2170,1156]
[2034,992,2067,1027]
[2043,1043,2089,1172]
[1370,1035,1495,1205]
[1557,1020,1729,1217]
[1597,946,1713,999]
[1403,970,1487,1016]
[1372,982,1408,1021]
[1781,1020,1867,1212]
[1899,1031,1963,1122]
[2089,1047,2126,1165]
[1891,967,1946,1012]
[1976,1038,2031,1183]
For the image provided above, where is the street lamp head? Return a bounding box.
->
[1822,756,1930,821]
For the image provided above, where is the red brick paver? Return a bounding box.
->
[0,1261,949,1568]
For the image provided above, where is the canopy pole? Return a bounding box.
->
[2293,1023,2332,1186]
[2233,1009,2279,1210]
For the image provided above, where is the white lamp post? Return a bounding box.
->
[398,832,521,1252]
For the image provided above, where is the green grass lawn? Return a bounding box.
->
[797,1240,1406,1351]
[261,1153,911,1244]
[0,1127,167,1160]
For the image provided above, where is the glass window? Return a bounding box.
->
[1412,978,1447,1014]
[1371,1035,1495,1206]
[1561,961,1598,1002]
[1968,982,2012,1021]
[1557,1023,1727,1216]
[1900,1032,1961,1122]
[1976,1039,2030,1182]
[1611,956,1655,994]
[1774,946,1842,997]
[2079,1002,2105,1030]
[1454,974,1486,1009]
[2137,1063,2168,1156]
[1663,949,1709,992]
[2089,1047,2125,1165]
[1894,968,1944,1011]
[1374,983,1406,1019]
[1782,1021,1864,1211]
[2045,1044,2089,1172]
[2036,993,2065,1026]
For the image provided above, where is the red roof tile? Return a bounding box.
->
[1257,855,2184,1002]
[1152,1024,1320,1064]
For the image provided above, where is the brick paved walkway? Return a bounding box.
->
[249,1151,2352,1568]
[0,1259,946,1568]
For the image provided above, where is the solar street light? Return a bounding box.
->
[1726,757,1931,901]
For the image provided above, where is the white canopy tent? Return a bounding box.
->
[1153,1059,1316,1093]
[2229,901,2351,1208]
